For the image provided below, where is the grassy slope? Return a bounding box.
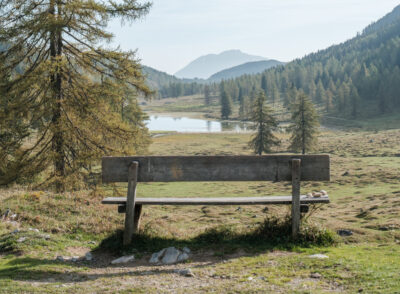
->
[1,129,400,293]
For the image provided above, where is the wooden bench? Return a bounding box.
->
[102,155,330,245]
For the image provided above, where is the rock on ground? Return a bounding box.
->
[85,252,93,261]
[149,247,190,264]
[337,229,353,236]
[308,254,329,259]
[111,255,135,265]
[175,268,194,277]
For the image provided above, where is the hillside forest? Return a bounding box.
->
[148,5,400,119]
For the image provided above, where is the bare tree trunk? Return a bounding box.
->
[50,0,65,192]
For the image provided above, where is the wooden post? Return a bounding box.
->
[123,161,139,246]
[291,159,301,239]
[133,204,142,233]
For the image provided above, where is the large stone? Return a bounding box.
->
[149,248,166,264]
[149,247,191,264]
[111,255,135,265]
[161,247,181,264]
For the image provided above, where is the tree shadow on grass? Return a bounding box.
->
[0,216,336,284]
[97,215,336,255]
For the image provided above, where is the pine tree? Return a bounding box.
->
[220,90,233,119]
[248,91,280,155]
[0,0,152,190]
[350,85,360,118]
[261,74,268,95]
[239,95,250,120]
[204,85,211,105]
[288,93,320,154]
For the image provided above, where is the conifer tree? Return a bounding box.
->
[220,90,233,119]
[0,0,152,190]
[288,93,320,154]
[204,85,211,105]
[248,91,280,155]
[261,74,268,95]
[239,95,250,120]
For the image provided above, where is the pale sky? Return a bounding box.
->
[108,0,400,75]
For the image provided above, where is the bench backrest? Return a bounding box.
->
[102,155,330,183]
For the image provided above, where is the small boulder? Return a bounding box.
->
[308,254,328,259]
[176,268,194,277]
[85,252,93,261]
[56,256,64,262]
[17,237,27,243]
[11,229,19,234]
[149,247,190,264]
[71,256,79,262]
[337,229,353,236]
[161,247,181,264]
[177,252,189,263]
[310,272,322,279]
[111,255,134,265]
[149,248,166,264]
[42,234,51,240]
[182,247,191,254]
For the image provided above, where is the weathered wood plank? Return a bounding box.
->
[291,159,301,239]
[102,155,330,183]
[133,204,142,233]
[104,195,330,206]
[123,162,138,246]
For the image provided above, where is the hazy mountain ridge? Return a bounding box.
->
[174,49,267,79]
[208,60,284,82]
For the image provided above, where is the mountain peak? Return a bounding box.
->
[175,50,267,79]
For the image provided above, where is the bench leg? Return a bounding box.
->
[291,159,301,239]
[133,204,142,233]
[123,161,139,246]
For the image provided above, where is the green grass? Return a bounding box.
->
[1,128,400,292]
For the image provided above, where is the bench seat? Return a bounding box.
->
[102,195,329,205]
[101,155,331,245]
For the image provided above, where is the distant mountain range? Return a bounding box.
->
[174,49,268,79]
[208,60,284,82]
[142,52,284,92]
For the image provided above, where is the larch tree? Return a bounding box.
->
[288,93,320,154]
[248,91,280,155]
[0,0,152,191]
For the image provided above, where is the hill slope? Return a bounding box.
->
[208,60,284,82]
[197,4,400,120]
[174,49,267,79]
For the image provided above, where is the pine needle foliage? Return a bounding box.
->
[0,0,152,190]
[220,90,232,119]
[288,93,320,154]
[248,91,280,155]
